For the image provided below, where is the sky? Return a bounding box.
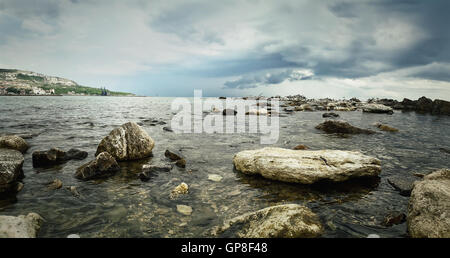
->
[0,0,449,100]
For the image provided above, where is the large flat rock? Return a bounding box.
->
[0,213,43,238]
[233,147,381,184]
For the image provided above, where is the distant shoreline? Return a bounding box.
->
[0,94,137,97]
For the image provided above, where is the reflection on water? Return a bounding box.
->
[0,96,449,238]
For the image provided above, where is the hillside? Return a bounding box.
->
[0,69,134,96]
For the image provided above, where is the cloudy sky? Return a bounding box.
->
[0,0,449,99]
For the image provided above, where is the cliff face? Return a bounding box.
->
[0,68,133,96]
[0,69,78,88]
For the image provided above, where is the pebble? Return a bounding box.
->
[177,205,193,216]
[208,174,223,182]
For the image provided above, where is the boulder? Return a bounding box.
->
[0,213,43,238]
[0,148,24,194]
[75,152,120,180]
[212,204,323,238]
[315,120,375,134]
[233,147,381,184]
[96,122,155,161]
[362,104,394,114]
[0,135,28,153]
[32,148,88,167]
[407,169,450,238]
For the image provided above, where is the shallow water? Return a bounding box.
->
[0,96,449,238]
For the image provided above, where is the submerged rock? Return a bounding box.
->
[177,205,193,216]
[233,147,381,184]
[96,122,155,161]
[387,176,416,196]
[383,211,406,227]
[47,179,63,190]
[0,148,24,194]
[212,204,323,238]
[0,213,43,238]
[32,148,88,167]
[75,152,120,180]
[208,174,223,182]
[408,169,450,238]
[362,104,394,114]
[315,121,375,135]
[139,162,173,181]
[0,135,28,153]
[374,123,399,132]
[175,158,186,168]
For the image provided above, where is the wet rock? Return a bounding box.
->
[47,179,63,190]
[32,148,66,167]
[246,109,268,116]
[164,149,183,161]
[66,149,88,160]
[383,211,406,227]
[292,144,309,150]
[431,99,450,115]
[139,162,173,181]
[212,204,323,238]
[0,213,43,238]
[68,186,80,198]
[175,159,186,168]
[163,126,173,132]
[315,120,375,135]
[0,148,24,194]
[75,152,120,180]
[233,147,381,184]
[219,96,226,99]
[32,148,87,167]
[387,176,416,196]
[367,234,381,238]
[170,182,189,199]
[67,234,80,238]
[96,122,155,161]
[322,112,339,118]
[408,169,450,238]
[362,104,394,114]
[177,205,193,216]
[222,109,237,116]
[416,96,433,113]
[208,174,223,182]
[439,148,450,154]
[16,182,24,192]
[0,135,28,153]
[374,123,399,132]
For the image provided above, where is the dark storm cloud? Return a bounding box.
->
[224,69,313,89]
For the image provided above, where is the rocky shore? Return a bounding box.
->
[0,94,449,238]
